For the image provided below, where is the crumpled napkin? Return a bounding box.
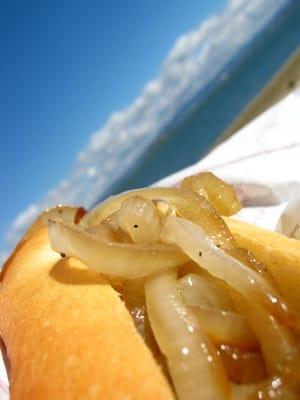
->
[1,89,300,399]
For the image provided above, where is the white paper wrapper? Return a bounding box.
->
[0,349,8,400]
[276,196,300,239]
[1,89,300,398]
[157,89,300,232]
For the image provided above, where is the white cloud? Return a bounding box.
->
[11,205,39,232]
[2,205,40,265]
[1,0,288,262]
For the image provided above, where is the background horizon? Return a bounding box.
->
[1,0,227,258]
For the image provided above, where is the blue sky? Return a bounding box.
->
[0,0,226,247]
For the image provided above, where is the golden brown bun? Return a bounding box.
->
[226,218,300,315]
[2,217,300,400]
[0,228,174,400]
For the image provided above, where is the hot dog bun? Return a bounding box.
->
[0,227,174,400]
[2,217,300,400]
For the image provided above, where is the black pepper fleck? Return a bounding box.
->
[133,224,138,228]
[60,253,66,258]
[199,251,202,257]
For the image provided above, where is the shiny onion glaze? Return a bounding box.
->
[48,219,188,279]
[145,269,230,400]
[44,174,300,399]
[161,216,289,321]
[180,172,242,217]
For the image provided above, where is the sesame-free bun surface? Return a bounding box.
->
[0,228,174,400]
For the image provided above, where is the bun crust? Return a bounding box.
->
[0,228,174,400]
[226,218,300,315]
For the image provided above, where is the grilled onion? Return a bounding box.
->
[240,300,299,376]
[26,205,86,238]
[122,279,159,352]
[179,274,257,349]
[48,219,188,278]
[80,188,235,249]
[180,172,242,216]
[145,269,230,400]
[218,345,266,384]
[119,196,161,244]
[44,173,300,399]
[178,273,234,311]
[161,216,289,321]
[193,308,258,350]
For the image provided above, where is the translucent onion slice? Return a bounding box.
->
[85,224,116,241]
[240,300,299,376]
[122,279,153,342]
[234,384,299,400]
[218,344,266,384]
[161,216,289,321]
[103,210,120,231]
[145,269,230,400]
[89,186,273,284]
[180,172,242,216]
[232,376,299,400]
[25,205,86,238]
[122,279,161,358]
[119,196,161,244]
[82,223,133,244]
[48,219,188,278]
[226,247,280,289]
[193,308,258,350]
[113,228,133,243]
[154,199,176,217]
[178,273,234,311]
[179,274,258,349]
[80,187,235,248]
[231,383,261,400]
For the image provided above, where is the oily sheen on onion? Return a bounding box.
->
[44,172,300,400]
